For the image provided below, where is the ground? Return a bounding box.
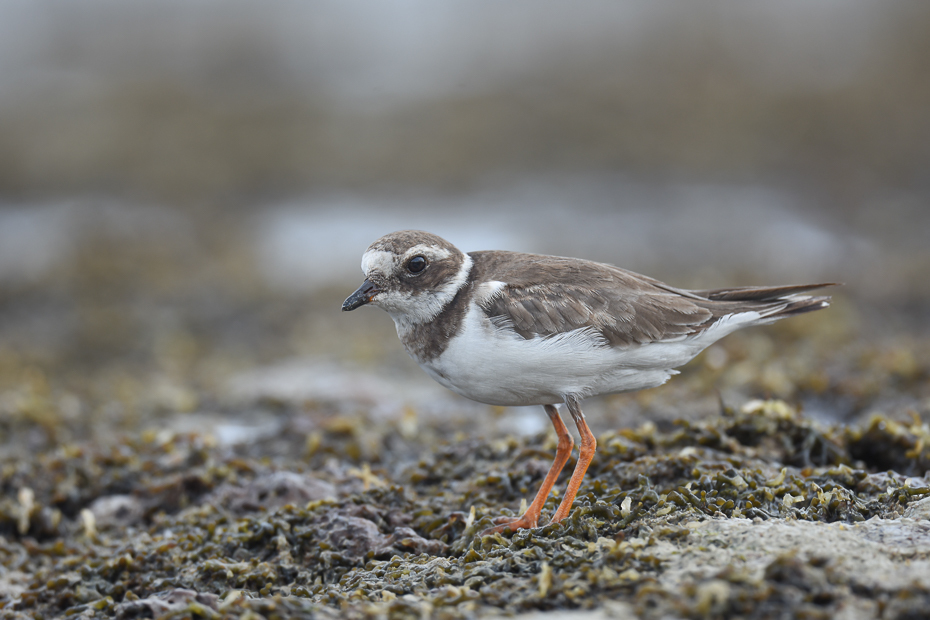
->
[1,276,929,618]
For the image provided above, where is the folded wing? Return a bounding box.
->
[470,251,834,348]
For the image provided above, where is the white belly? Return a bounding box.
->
[408,302,765,407]
[410,305,654,406]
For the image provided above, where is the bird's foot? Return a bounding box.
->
[480,513,539,536]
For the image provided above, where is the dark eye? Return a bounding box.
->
[407,256,427,274]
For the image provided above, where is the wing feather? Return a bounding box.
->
[469,251,833,348]
[471,251,714,347]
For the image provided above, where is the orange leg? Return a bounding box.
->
[482,404,574,535]
[549,395,596,524]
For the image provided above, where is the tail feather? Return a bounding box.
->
[695,282,839,302]
[688,282,837,327]
[763,295,832,319]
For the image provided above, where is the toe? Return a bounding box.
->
[481,513,538,535]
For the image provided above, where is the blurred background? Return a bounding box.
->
[1,1,928,454]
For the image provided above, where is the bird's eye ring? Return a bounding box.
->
[407,256,427,274]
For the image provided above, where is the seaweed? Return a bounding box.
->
[2,396,929,619]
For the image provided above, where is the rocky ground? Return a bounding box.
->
[1,383,929,619]
[1,237,929,619]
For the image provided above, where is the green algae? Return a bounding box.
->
[1,397,929,619]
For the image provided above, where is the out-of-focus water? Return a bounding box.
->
[254,177,874,293]
[2,175,924,304]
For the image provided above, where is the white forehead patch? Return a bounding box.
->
[403,244,452,262]
[362,244,453,277]
[361,249,396,276]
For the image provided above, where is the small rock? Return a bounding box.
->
[325,515,386,560]
[89,495,145,528]
[207,471,337,514]
[320,512,448,561]
[904,496,930,520]
[384,526,448,556]
[115,588,218,619]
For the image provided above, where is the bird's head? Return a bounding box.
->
[342,230,472,326]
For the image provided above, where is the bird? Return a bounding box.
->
[342,230,833,534]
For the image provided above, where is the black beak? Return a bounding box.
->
[342,279,381,311]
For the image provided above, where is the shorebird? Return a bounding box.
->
[343,230,833,533]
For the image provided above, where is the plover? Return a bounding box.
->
[343,230,833,534]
